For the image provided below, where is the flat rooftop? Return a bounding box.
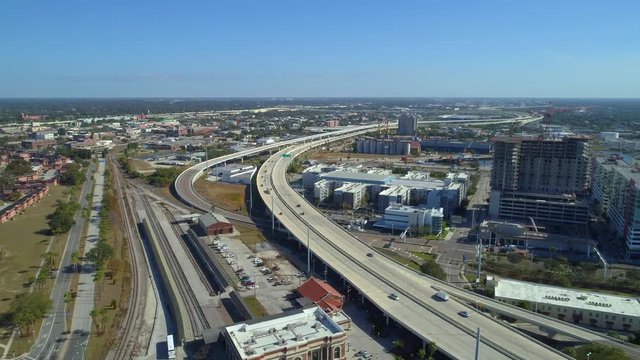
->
[225,307,344,359]
[495,279,640,317]
[321,170,394,184]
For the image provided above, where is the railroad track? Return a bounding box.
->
[161,205,216,296]
[141,195,210,338]
[110,156,148,360]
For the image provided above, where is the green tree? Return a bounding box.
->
[71,251,80,273]
[507,252,522,264]
[563,343,628,360]
[419,257,447,280]
[392,339,405,354]
[86,240,114,268]
[427,341,438,360]
[5,158,32,176]
[10,292,52,337]
[90,308,108,336]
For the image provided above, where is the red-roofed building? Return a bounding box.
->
[297,277,345,314]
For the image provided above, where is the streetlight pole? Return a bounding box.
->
[307,223,311,275]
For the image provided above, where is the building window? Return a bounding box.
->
[334,347,341,358]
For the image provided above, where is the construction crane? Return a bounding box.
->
[542,102,571,137]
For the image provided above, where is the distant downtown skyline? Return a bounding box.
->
[1,1,639,98]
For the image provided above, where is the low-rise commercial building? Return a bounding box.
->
[375,205,444,235]
[222,306,348,360]
[211,164,257,185]
[198,213,234,236]
[492,278,640,333]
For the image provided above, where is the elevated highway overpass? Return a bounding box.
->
[173,115,640,359]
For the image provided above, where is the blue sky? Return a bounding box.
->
[1,0,639,98]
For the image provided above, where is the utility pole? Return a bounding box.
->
[474,328,480,360]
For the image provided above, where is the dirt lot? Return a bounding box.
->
[0,185,70,314]
[128,159,155,175]
[193,179,248,215]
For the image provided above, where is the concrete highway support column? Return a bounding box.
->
[385,314,389,326]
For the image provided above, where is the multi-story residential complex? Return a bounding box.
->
[397,113,418,136]
[222,306,348,360]
[333,183,368,209]
[325,119,340,128]
[489,135,591,226]
[492,278,640,333]
[375,205,444,235]
[311,166,467,218]
[355,137,411,155]
[591,157,640,256]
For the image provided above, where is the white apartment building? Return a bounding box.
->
[375,205,444,235]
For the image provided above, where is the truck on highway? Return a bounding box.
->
[435,291,450,301]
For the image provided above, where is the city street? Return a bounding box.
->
[22,163,96,360]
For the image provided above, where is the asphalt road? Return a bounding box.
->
[64,159,106,360]
[25,163,96,360]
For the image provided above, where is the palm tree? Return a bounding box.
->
[71,251,80,273]
[427,341,438,359]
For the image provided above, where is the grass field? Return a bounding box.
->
[233,224,267,251]
[375,248,421,271]
[0,185,70,314]
[243,296,268,318]
[193,179,247,215]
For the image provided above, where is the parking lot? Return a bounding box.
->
[205,230,309,315]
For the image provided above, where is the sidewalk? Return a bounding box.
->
[66,159,106,358]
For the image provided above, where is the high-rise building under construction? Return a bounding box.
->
[489,135,591,227]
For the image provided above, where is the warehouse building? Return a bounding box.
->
[198,213,234,236]
[210,164,256,185]
[492,278,640,333]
